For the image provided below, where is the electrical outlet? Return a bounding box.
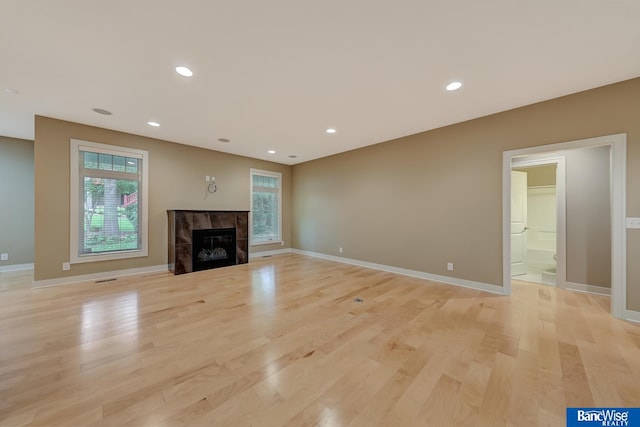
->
[0,253,8,261]
[339,247,343,254]
[626,217,640,229]
[205,175,210,182]
[447,262,453,271]
[62,262,70,271]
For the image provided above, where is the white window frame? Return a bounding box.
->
[250,168,283,245]
[70,139,149,264]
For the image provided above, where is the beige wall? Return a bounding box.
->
[0,136,34,267]
[34,116,290,281]
[292,77,640,311]
[513,164,556,187]
[565,146,611,288]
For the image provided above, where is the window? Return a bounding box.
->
[70,139,148,263]
[250,169,282,245]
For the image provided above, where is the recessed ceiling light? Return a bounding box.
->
[92,108,112,115]
[147,121,160,127]
[288,155,298,159]
[267,150,276,154]
[3,88,18,95]
[175,66,193,77]
[218,138,230,143]
[446,81,463,91]
[326,128,336,134]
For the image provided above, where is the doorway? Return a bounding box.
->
[502,134,626,319]
[511,159,564,286]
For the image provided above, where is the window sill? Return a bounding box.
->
[70,249,148,264]
[250,240,284,246]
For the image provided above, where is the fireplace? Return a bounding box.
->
[192,228,237,272]
[167,210,248,275]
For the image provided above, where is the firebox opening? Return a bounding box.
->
[192,228,237,272]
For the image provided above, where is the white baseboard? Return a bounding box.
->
[32,265,169,288]
[291,249,505,295]
[0,263,34,272]
[562,281,611,296]
[23,253,639,320]
[249,248,292,259]
[624,310,640,324]
[33,250,290,287]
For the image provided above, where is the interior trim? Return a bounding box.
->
[292,249,506,295]
[32,264,168,288]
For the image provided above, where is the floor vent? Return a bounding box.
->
[95,278,117,284]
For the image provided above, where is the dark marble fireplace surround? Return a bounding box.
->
[168,210,249,275]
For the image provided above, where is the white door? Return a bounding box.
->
[511,170,528,276]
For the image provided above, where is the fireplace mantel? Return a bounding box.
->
[167,210,249,275]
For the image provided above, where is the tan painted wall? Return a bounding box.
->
[34,116,290,281]
[0,136,34,266]
[566,146,611,288]
[513,165,556,187]
[292,77,640,311]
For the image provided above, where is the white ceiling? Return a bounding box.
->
[1,1,639,165]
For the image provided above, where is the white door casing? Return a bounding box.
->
[511,170,528,276]
[502,133,626,320]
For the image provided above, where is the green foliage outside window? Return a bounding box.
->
[82,177,139,253]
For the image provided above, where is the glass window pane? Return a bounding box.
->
[125,158,138,173]
[81,176,140,254]
[113,155,125,172]
[83,151,98,169]
[253,174,278,189]
[98,153,113,171]
[252,191,278,239]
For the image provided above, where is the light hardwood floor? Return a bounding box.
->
[0,254,639,426]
